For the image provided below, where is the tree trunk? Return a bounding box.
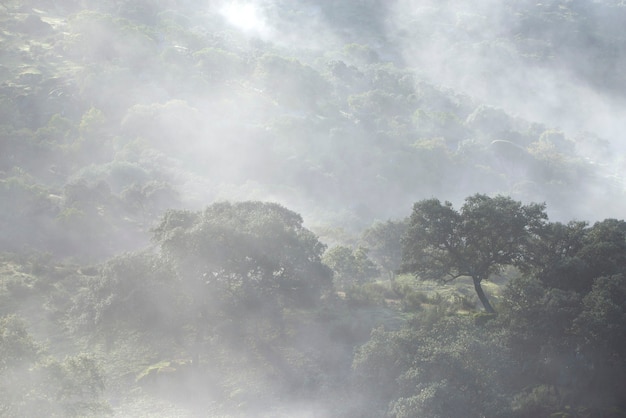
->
[472,276,496,313]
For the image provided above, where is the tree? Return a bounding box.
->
[151,201,332,363]
[530,218,626,293]
[360,218,408,280]
[70,251,179,334]
[401,194,547,313]
[352,316,514,418]
[322,245,379,289]
[572,274,626,412]
[153,201,332,307]
[528,220,588,291]
[578,219,626,281]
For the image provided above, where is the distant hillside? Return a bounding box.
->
[1,0,625,257]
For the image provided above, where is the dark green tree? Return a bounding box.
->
[531,218,626,293]
[527,220,588,286]
[578,219,626,281]
[572,274,626,413]
[401,194,547,313]
[352,316,513,418]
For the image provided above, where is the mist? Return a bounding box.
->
[16,0,620,226]
[362,0,626,221]
[2,0,626,417]
[179,0,626,222]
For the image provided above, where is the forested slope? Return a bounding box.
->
[2,0,626,257]
[1,1,626,417]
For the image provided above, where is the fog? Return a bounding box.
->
[141,0,626,224]
[388,0,626,155]
[379,0,626,220]
[2,0,626,417]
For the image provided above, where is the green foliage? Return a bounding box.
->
[79,107,106,137]
[344,282,387,307]
[323,245,379,289]
[575,274,626,353]
[390,278,430,312]
[43,354,108,415]
[70,251,178,333]
[402,194,547,312]
[352,326,414,408]
[532,219,626,292]
[354,314,514,418]
[137,201,334,373]
[352,234,626,417]
[0,315,109,417]
[498,273,626,415]
[153,201,332,309]
[572,275,626,412]
[2,1,626,416]
[72,107,114,163]
[360,218,407,278]
[35,113,77,144]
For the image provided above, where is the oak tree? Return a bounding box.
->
[151,201,332,363]
[401,194,547,313]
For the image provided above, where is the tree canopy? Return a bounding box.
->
[322,245,379,289]
[360,218,408,279]
[401,194,547,312]
[152,201,332,311]
[149,201,333,365]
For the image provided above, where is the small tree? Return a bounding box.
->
[323,245,379,289]
[360,218,408,280]
[401,194,547,313]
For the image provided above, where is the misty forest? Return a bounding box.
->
[2,0,626,417]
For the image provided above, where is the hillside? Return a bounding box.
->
[2,1,626,417]
[2,1,626,258]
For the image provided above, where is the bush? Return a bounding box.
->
[345,282,387,307]
[390,278,429,311]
